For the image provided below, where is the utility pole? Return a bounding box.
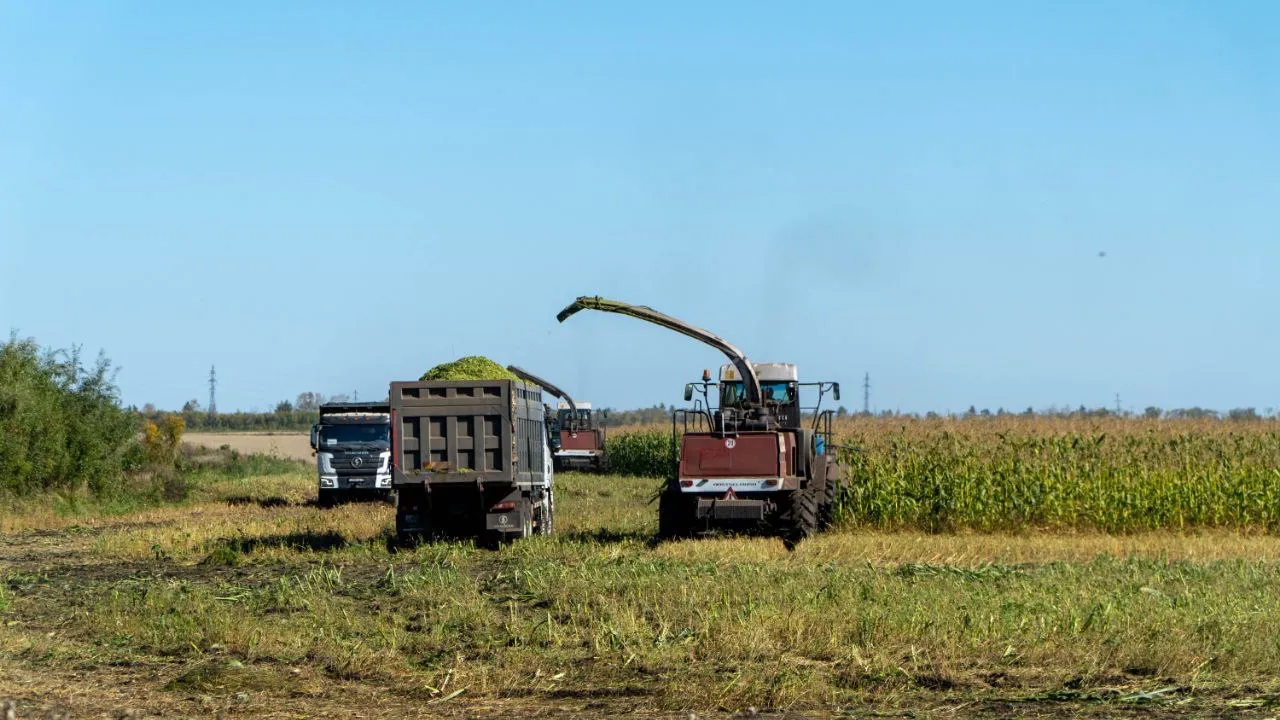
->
[863,372,871,415]
[1115,393,1122,416]
[208,365,218,420]
[353,389,359,402]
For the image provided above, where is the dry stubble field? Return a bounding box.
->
[4,426,1280,718]
[184,432,313,461]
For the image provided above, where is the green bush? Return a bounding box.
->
[0,334,137,496]
[605,430,674,477]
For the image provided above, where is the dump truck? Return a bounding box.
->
[557,296,846,542]
[309,402,392,506]
[507,365,607,472]
[389,378,553,543]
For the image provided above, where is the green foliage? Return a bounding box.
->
[0,334,137,495]
[420,355,516,382]
[605,430,675,477]
[141,414,185,467]
[837,420,1280,532]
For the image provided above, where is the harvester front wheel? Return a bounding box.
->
[819,462,848,529]
[785,488,820,545]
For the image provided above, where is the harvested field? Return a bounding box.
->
[185,431,313,461]
[3,459,1280,718]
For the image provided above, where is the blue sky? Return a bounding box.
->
[2,1,1277,414]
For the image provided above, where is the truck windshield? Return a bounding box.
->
[320,424,389,447]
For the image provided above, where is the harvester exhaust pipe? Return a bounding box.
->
[506,365,577,416]
[556,296,763,405]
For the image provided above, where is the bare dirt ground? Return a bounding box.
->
[185,432,312,461]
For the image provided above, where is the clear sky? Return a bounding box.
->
[2,1,1277,414]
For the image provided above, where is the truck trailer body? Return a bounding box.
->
[390,379,553,542]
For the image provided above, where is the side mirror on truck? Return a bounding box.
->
[309,424,319,450]
[684,384,694,402]
[832,383,841,402]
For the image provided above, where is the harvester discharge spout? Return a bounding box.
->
[506,365,576,415]
[556,296,763,405]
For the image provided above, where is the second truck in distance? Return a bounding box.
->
[310,402,392,506]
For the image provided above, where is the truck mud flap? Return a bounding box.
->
[695,498,767,521]
[485,509,524,532]
[397,512,426,535]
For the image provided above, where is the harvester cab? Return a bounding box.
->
[557,295,846,542]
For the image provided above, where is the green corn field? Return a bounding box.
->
[606,418,1280,533]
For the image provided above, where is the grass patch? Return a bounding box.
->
[5,457,1280,717]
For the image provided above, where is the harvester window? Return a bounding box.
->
[721,382,748,406]
[558,409,591,425]
[762,382,796,404]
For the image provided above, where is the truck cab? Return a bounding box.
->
[310,402,392,506]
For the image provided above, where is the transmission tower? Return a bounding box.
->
[208,365,218,419]
[353,389,359,402]
[863,372,871,415]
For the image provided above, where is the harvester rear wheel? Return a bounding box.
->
[657,489,693,540]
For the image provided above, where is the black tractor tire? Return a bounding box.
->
[820,463,849,529]
[657,489,693,540]
[819,476,837,529]
[784,488,820,546]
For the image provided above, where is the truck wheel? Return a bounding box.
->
[319,489,347,508]
[521,500,535,539]
[536,493,554,536]
[657,489,692,540]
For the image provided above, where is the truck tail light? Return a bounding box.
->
[679,480,693,488]
[491,501,516,511]
[764,478,779,486]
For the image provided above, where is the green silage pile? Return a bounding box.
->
[420,356,518,382]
